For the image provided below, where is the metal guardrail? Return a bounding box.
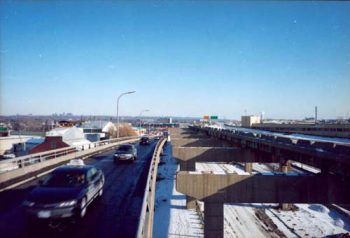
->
[204,126,350,154]
[0,136,139,173]
[193,126,350,176]
[202,127,350,158]
[136,137,167,238]
[0,136,142,189]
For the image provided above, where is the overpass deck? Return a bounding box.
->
[222,124,350,145]
[0,142,157,238]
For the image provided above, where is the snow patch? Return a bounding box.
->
[153,144,203,238]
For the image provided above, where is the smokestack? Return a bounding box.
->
[315,106,318,124]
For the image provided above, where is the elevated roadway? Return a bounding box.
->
[0,141,158,238]
[171,126,350,238]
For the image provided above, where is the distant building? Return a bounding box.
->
[29,136,69,154]
[251,123,350,139]
[157,117,173,124]
[58,120,79,127]
[0,136,40,156]
[78,121,116,141]
[241,116,261,127]
[134,127,147,136]
[29,127,91,154]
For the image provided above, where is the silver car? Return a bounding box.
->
[114,144,137,162]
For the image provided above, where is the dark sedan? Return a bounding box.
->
[114,144,137,162]
[22,165,104,221]
[139,137,151,145]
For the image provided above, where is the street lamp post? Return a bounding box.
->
[117,91,136,138]
[139,109,149,136]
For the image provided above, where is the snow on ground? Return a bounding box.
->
[253,163,350,237]
[253,163,279,173]
[196,162,250,175]
[153,143,203,238]
[266,204,350,237]
[291,162,321,174]
[224,204,273,238]
[154,143,350,237]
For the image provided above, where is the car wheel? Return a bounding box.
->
[80,197,87,218]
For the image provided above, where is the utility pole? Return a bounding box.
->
[117,91,136,138]
[315,106,318,124]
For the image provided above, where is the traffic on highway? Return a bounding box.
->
[23,164,105,221]
[0,139,159,238]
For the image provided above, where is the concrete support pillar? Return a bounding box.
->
[180,160,196,209]
[245,162,253,173]
[280,160,291,173]
[280,159,291,210]
[186,195,197,209]
[204,202,224,238]
[281,203,292,210]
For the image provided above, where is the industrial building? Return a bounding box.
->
[78,120,116,141]
[29,127,91,154]
[251,123,350,139]
[241,115,261,127]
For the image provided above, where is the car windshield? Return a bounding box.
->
[118,145,132,151]
[42,171,86,187]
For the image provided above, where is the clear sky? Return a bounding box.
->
[1,1,349,120]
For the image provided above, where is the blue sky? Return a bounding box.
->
[1,1,349,119]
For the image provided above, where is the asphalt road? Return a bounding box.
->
[0,141,157,238]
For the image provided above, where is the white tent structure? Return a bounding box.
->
[79,121,117,141]
[46,127,92,150]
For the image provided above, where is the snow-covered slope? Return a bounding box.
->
[153,143,350,237]
[153,143,203,238]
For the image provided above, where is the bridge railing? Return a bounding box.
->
[0,136,139,174]
[136,137,167,238]
[0,136,143,190]
[203,126,350,156]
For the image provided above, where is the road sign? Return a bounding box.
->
[210,116,218,120]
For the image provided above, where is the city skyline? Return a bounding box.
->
[1,1,349,120]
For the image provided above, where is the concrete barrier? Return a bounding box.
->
[0,137,139,188]
[136,138,167,238]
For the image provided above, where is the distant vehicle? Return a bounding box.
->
[163,131,170,142]
[67,159,85,166]
[22,165,104,221]
[139,136,151,145]
[114,144,137,162]
[2,153,15,159]
[154,132,163,140]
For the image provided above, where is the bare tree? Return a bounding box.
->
[110,123,137,138]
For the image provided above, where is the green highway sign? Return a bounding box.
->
[210,116,218,120]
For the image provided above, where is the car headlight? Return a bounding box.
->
[23,200,35,207]
[58,200,77,207]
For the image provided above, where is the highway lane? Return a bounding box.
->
[0,141,157,238]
